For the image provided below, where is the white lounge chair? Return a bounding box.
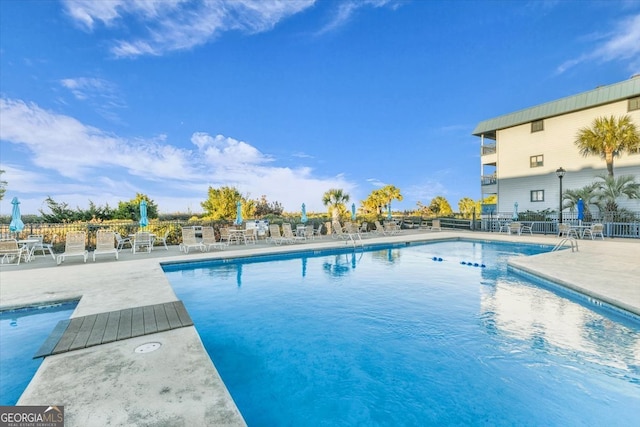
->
[180,227,206,253]
[93,230,118,261]
[57,231,88,265]
[201,226,225,251]
[268,224,291,245]
[282,223,304,243]
[0,239,28,265]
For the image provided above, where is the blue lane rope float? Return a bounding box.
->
[432,257,443,262]
[460,261,486,268]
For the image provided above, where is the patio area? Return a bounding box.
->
[1,229,639,426]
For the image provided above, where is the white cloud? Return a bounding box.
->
[557,13,640,74]
[63,0,317,57]
[0,97,355,214]
[59,77,127,122]
[316,0,401,35]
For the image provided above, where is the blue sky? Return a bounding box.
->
[1,0,639,215]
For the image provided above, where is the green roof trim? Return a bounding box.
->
[472,77,640,137]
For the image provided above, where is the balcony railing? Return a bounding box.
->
[481,174,497,185]
[481,144,496,155]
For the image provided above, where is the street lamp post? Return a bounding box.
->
[556,167,566,224]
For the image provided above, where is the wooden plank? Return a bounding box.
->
[86,312,109,347]
[102,311,121,343]
[52,317,84,354]
[131,307,145,337]
[143,305,157,334]
[34,319,70,359]
[173,301,194,327]
[164,302,182,329]
[69,314,97,351]
[33,301,193,358]
[154,304,170,332]
[117,308,132,340]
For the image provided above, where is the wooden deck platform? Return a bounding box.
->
[34,301,193,358]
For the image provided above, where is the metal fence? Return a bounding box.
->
[478,211,640,238]
[2,211,639,250]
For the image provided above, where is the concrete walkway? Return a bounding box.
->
[1,230,638,426]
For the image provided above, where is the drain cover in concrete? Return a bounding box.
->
[135,342,162,353]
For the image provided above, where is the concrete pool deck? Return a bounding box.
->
[1,230,638,425]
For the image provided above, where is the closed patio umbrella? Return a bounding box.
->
[235,201,243,226]
[301,203,307,224]
[577,198,584,224]
[139,200,149,229]
[351,203,356,221]
[9,197,25,233]
[512,202,518,221]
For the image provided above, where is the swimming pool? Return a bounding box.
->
[163,240,640,425]
[0,301,78,405]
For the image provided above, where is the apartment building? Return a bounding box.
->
[473,76,640,216]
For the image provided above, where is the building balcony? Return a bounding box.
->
[481,144,496,156]
[481,174,497,185]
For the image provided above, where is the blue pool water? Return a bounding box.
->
[0,302,77,405]
[163,241,640,426]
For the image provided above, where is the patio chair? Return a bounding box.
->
[520,223,533,235]
[132,231,153,254]
[180,227,206,253]
[282,223,304,243]
[430,219,442,231]
[115,232,132,251]
[508,222,522,235]
[374,220,386,235]
[243,228,257,245]
[31,234,57,259]
[267,224,290,245]
[583,223,604,240]
[0,239,28,265]
[557,223,578,238]
[383,221,401,235]
[201,226,225,251]
[93,230,118,261]
[57,231,88,265]
[154,229,170,250]
[359,222,369,234]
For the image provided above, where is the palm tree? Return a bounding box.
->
[574,115,640,177]
[322,188,350,223]
[379,185,403,214]
[594,174,640,213]
[562,183,601,222]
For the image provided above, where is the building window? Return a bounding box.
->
[530,155,544,167]
[530,190,544,202]
[629,96,640,112]
[531,120,544,132]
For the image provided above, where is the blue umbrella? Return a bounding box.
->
[351,203,356,221]
[387,203,392,220]
[301,203,308,223]
[139,200,149,228]
[512,202,518,221]
[235,201,243,225]
[9,197,24,233]
[577,198,584,222]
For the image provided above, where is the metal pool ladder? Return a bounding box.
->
[552,237,579,252]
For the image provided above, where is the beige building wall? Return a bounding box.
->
[494,99,640,213]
